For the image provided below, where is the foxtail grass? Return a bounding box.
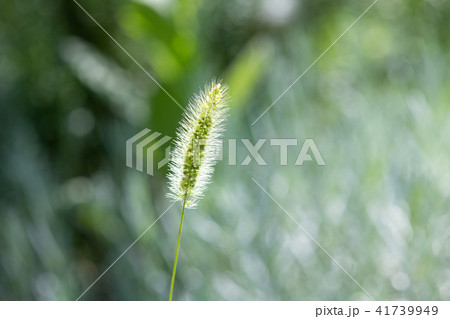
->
[167,80,229,300]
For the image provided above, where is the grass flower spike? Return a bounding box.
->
[167,80,229,208]
[167,80,229,300]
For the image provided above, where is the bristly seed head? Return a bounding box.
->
[167,80,229,208]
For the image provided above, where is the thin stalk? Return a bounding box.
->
[169,197,187,301]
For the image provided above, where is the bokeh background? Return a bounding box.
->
[1,0,450,300]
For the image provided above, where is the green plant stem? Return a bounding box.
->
[169,197,187,301]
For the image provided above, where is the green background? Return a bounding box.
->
[1,0,449,300]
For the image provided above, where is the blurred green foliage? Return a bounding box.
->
[1,0,450,300]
